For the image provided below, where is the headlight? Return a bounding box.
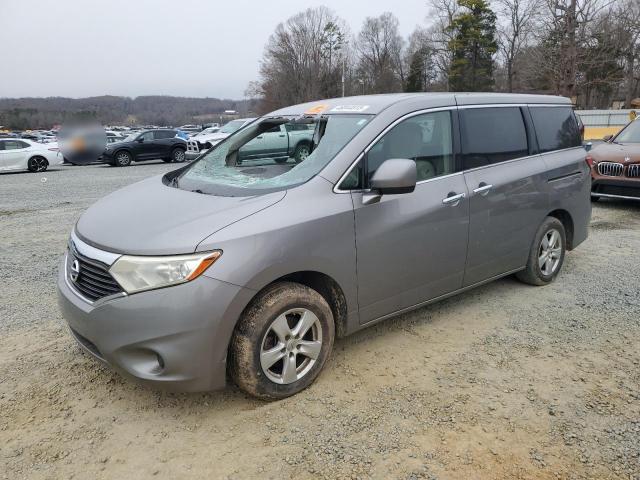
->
[110,251,222,294]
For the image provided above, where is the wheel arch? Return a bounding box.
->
[547,209,575,250]
[239,270,349,339]
[112,147,133,160]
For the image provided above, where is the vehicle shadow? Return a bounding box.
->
[593,197,640,210]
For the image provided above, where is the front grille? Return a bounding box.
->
[187,140,199,152]
[597,162,624,177]
[627,164,640,178]
[67,252,123,302]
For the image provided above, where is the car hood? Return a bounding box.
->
[75,175,286,255]
[590,142,640,162]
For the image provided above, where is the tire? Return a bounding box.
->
[229,281,335,400]
[27,156,48,172]
[293,143,311,163]
[171,147,186,163]
[516,217,566,286]
[114,150,132,167]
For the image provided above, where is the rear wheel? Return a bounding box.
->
[229,282,334,400]
[172,147,186,163]
[27,156,48,172]
[293,143,311,163]
[516,217,566,286]
[114,150,132,167]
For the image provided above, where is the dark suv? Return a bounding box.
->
[102,129,187,167]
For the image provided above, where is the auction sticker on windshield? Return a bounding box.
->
[330,105,370,113]
[305,104,329,115]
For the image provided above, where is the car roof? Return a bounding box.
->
[268,92,571,117]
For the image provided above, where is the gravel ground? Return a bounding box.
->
[0,163,639,480]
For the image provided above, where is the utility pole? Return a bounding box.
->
[342,56,346,97]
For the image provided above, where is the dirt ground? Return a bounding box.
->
[1,163,639,480]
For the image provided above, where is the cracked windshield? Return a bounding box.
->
[177,115,370,195]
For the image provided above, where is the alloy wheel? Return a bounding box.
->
[173,149,186,162]
[116,152,131,166]
[260,308,322,384]
[538,228,562,276]
[296,146,310,162]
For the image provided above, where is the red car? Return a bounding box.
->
[588,119,640,201]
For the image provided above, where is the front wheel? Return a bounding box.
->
[114,150,132,167]
[516,217,566,286]
[229,282,334,400]
[27,156,48,172]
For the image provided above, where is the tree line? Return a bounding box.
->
[0,96,258,130]
[249,0,640,112]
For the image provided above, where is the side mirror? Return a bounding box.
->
[370,158,417,195]
[603,134,613,142]
[136,137,144,143]
[585,142,593,152]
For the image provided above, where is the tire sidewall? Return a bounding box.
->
[231,282,334,400]
[27,156,47,172]
[115,150,132,167]
[294,143,310,163]
[532,218,566,284]
[172,147,186,163]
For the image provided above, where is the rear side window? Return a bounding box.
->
[460,107,528,169]
[154,130,176,140]
[529,106,581,152]
[2,140,29,150]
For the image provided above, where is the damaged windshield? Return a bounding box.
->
[176,115,370,196]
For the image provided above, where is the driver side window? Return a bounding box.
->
[140,132,154,142]
[367,110,453,184]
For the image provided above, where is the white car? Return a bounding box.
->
[0,138,64,172]
[186,118,256,160]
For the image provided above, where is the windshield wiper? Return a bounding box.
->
[170,176,180,188]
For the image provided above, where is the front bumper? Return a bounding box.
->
[591,176,640,201]
[57,254,255,392]
[185,150,202,161]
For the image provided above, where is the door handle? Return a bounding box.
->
[473,183,493,196]
[442,192,465,205]
[278,134,286,137]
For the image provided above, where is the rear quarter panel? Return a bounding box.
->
[541,146,591,248]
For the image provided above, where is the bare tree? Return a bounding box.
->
[356,12,405,93]
[257,7,349,110]
[425,0,460,89]
[534,0,613,99]
[495,0,544,92]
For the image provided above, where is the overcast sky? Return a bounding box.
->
[1,0,429,100]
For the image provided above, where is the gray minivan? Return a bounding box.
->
[57,93,590,399]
